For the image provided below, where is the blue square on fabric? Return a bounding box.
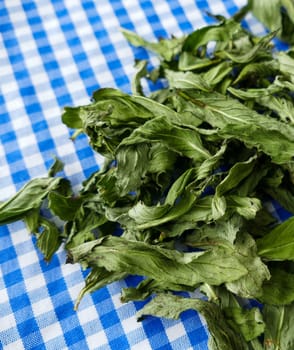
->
[74,52,87,63]
[187,326,208,343]
[17,318,39,339]
[0,247,17,264]
[10,294,31,313]
[46,278,68,298]
[10,53,23,64]
[4,37,18,48]
[142,318,165,338]
[44,61,59,71]
[14,69,29,81]
[28,16,42,26]
[22,2,35,11]
[50,77,65,89]
[64,327,85,347]
[32,120,48,133]
[38,139,55,152]
[100,310,120,329]
[109,335,130,350]
[55,93,71,106]
[26,102,41,114]
[1,131,16,143]
[76,147,93,160]
[54,302,75,322]
[12,169,30,185]
[20,85,36,97]
[6,150,23,164]
[80,68,93,80]
[39,45,52,55]
[0,94,5,105]
[33,30,46,40]
[0,22,13,33]
[83,165,99,178]
[155,344,173,350]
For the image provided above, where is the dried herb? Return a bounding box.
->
[1,13,294,350]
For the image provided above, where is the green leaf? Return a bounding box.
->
[148,144,178,174]
[116,143,150,195]
[121,277,195,303]
[223,307,265,342]
[165,70,211,91]
[226,233,270,299]
[260,267,294,305]
[131,60,148,96]
[24,208,40,233]
[265,186,294,215]
[182,19,241,53]
[228,85,281,100]
[62,106,83,129]
[216,156,257,197]
[278,51,294,81]
[119,116,211,162]
[262,303,294,350]
[202,61,232,88]
[69,235,248,287]
[249,0,294,44]
[48,157,65,177]
[233,60,279,84]
[121,28,184,61]
[48,192,83,221]
[36,217,62,262]
[178,52,220,71]
[136,293,249,350]
[186,215,243,246]
[226,195,262,220]
[216,31,276,64]
[74,267,127,309]
[0,177,68,225]
[257,216,294,260]
[178,90,294,164]
[129,192,196,230]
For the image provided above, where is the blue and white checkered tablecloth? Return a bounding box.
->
[0,1,289,349]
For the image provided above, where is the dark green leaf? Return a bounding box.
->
[260,267,294,305]
[0,177,68,225]
[223,307,265,342]
[182,19,241,53]
[257,216,294,260]
[37,217,62,262]
[48,192,83,221]
[75,267,127,309]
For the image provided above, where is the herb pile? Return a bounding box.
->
[1,12,294,350]
[248,0,294,45]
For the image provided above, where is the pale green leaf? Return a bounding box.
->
[137,293,248,350]
[263,303,294,350]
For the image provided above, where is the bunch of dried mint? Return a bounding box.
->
[1,14,294,350]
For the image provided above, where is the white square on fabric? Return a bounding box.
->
[31,298,54,318]
[40,322,64,343]
[166,322,187,343]
[130,338,152,350]
[86,329,109,349]
[18,251,40,269]
[0,313,17,333]
[24,274,47,293]
[3,339,25,350]
[76,305,99,324]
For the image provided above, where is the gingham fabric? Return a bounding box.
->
[0,1,289,349]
